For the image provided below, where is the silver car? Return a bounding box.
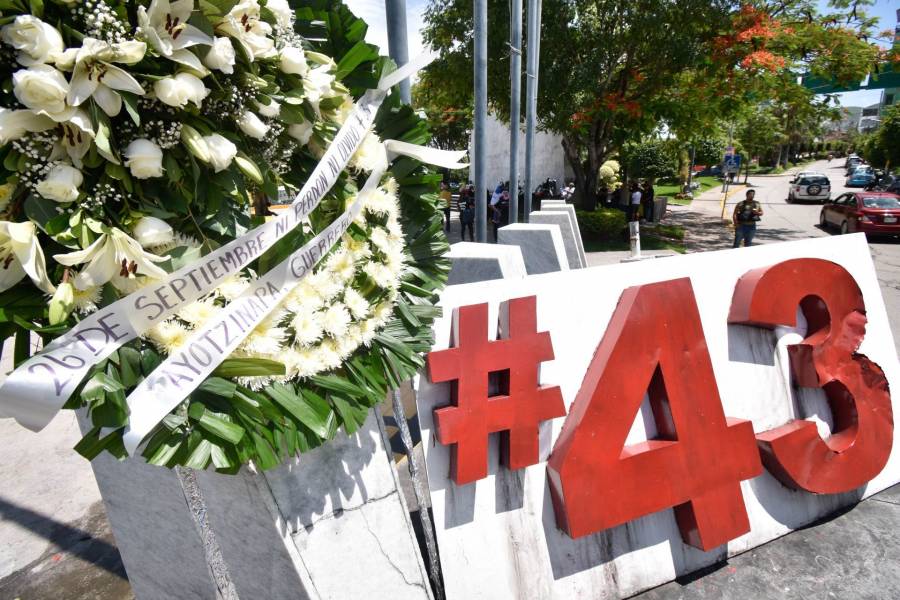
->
[788,175,831,203]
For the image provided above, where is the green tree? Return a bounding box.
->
[621,139,678,181]
[877,104,900,169]
[412,75,473,153]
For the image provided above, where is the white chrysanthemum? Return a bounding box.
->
[325,249,355,281]
[316,339,342,371]
[242,325,287,356]
[363,187,398,218]
[359,319,378,346]
[150,231,201,254]
[343,288,369,319]
[351,132,386,173]
[147,320,190,354]
[335,331,358,359]
[291,310,324,346]
[72,285,101,314]
[178,299,217,326]
[364,262,394,289]
[384,246,406,273]
[307,270,342,300]
[331,96,355,125]
[382,177,398,196]
[283,280,324,313]
[344,236,372,262]
[216,275,250,300]
[284,347,324,379]
[322,302,351,338]
[369,227,391,253]
[373,300,395,323]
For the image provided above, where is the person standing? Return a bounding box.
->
[642,181,655,223]
[732,189,763,248]
[628,182,642,222]
[490,202,502,242]
[460,200,475,241]
[439,182,452,232]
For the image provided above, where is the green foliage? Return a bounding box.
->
[693,138,727,166]
[575,209,626,240]
[621,139,678,180]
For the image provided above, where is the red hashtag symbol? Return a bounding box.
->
[427,296,566,485]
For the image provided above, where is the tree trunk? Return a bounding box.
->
[562,136,599,211]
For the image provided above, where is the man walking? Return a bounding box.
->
[732,189,763,248]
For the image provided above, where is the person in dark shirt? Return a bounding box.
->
[732,189,763,248]
[460,200,475,241]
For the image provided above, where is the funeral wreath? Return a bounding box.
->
[0,0,450,471]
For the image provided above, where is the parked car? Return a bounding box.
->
[788,175,830,203]
[791,170,825,184]
[846,166,876,187]
[819,192,900,236]
[845,160,866,176]
[844,154,861,169]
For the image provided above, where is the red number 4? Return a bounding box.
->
[547,278,762,551]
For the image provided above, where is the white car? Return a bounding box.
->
[791,170,825,184]
[788,174,831,203]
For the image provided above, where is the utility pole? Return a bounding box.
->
[473,0,488,240]
[384,0,411,104]
[508,0,523,223]
[523,0,542,222]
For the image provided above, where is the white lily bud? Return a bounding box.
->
[203,134,238,172]
[279,46,308,76]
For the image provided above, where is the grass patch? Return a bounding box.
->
[655,176,721,205]
[581,222,686,254]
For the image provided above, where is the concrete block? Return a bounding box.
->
[447,242,527,285]
[527,211,584,269]
[539,204,586,267]
[497,224,569,276]
[87,411,432,600]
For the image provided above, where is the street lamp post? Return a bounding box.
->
[508,0,523,223]
[523,0,542,222]
[473,0,488,241]
[384,0,411,104]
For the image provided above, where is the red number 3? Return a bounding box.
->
[729,258,893,494]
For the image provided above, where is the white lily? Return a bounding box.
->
[0,107,54,145]
[138,0,213,71]
[0,221,55,294]
[216,0,275,60]
[54,227,169,290]
[67,38,147,117]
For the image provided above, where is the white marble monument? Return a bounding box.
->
[527,211,585,269]
[447,242,528,285]
[497,223,570,275]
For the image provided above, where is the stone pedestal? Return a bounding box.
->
[497,224,569,275]
[539,204,586,267]
[527,211,585,269]
[86,410,432,600]
[447,242,527,285]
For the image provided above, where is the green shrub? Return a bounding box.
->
[576,208,626,240]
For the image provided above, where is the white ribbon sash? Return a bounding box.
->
[0,61,425,431]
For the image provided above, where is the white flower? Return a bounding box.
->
[178,299,216,326]
[284,347,323,378]
[12,65,74,122]
[266,0,294,28]
[1,16,64,66]
[369,227,392,253]
[203,133,238,172]
[0,221,54,293]
[147,320,190,354]
[0,183,13,213]
[279,46,308,76]
[332,96,355,125]
[322,303,351,338]
[359,319,377,345]
[243,324,286,356]
[287,121,313,145]
[290,310,324,347]
[364,262,395,289]
[307,271,342,300]
[373,300,395,322]
[203,37,235,74]
[303,64,337,109]
[138,0,214,70]
[54,228,170,290]
[66,38,146,117]
[363,186,399,217]
[132,216,174,248]
[343,288,370,320]
[254,98,280,118]
[72,285,102,314]
[216,275,250,300]
[351,132,387,173]
[237,110,269,139]
[154,72,209,108]
[317,339,342,370]
[283,280,324,313]
[325,248,355,281]
[124,139,164,179]
[35,163,82,203]
[0,108,54,145]
[216,0,275,60]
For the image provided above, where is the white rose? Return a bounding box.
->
[203,133,237,172]
[124,138,164,179]
[12,65,72,121]
[133,216,174,248]
[288,121,313,145]
[1,16,64,66]
[266,0,294,28]
[237,110,268,139]
[203,37,236,74]
[279,46,308,76]
[254,98,280,117]
[36,163,82,203]
[154,72,209,108]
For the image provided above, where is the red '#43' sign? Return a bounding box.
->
[427,259,893,550]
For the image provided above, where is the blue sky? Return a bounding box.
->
[344,0,898,107]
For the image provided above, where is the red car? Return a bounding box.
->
[819,191,900,236]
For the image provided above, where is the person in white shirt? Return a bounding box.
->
[628,182,642,222]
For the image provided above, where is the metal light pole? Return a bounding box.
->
[508,0,523,223]
[385,0,411,104]
[473,0,488,241]
[523,0,542,222]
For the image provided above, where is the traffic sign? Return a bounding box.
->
[724,154,742,174]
